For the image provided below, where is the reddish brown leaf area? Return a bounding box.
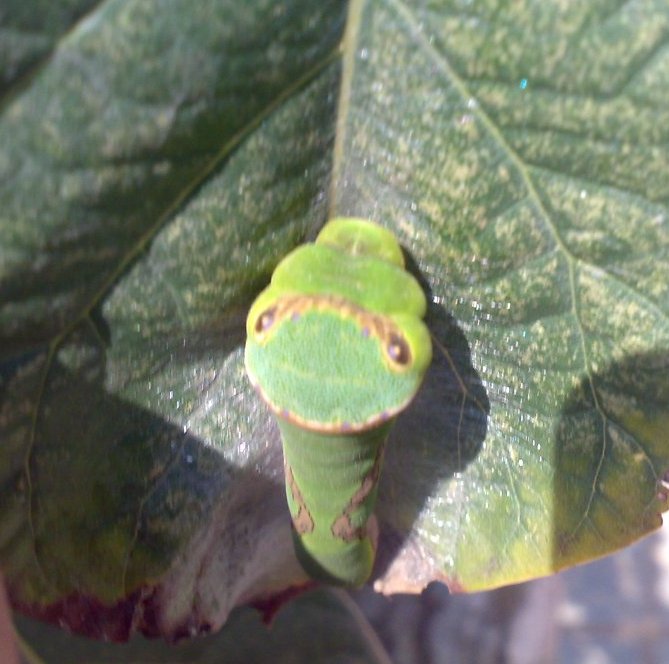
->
[251,581,316,624]
[9,587,143,642]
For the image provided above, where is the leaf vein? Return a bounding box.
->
[23,347,58,593]
[388,0,646,548]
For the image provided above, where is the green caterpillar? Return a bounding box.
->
[245,218,431,586]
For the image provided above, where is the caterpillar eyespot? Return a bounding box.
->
[244,217,431,586]
[254,307,276,335]
[386,333,411,367]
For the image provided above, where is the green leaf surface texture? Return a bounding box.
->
[334,0,669,593]
[1,0,668,639]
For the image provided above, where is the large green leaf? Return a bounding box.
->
[354,0,669,592]
[1,0,668,641]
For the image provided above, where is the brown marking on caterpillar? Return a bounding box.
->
[251,293,411,370]
[285,462,314,535]
[331,443,385,542]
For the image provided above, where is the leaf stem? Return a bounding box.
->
[328,0,365,218]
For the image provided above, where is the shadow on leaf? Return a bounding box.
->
[0,333,297,642]
[375,295,490,582]
[553,348,669,572]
